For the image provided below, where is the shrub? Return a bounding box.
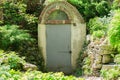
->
[0,50,25,70]
[88,16,111,39]
[96,1,111,16]
[2,1,37,25]
[114,54,120,64]
[112,0,120,9]
[108,9,120,52]
[17,41,44,70]
[92,30,105,39]
[101,67,120,80]
[0,25,34,50]
[89,16,111,34]
[68,0,111,21]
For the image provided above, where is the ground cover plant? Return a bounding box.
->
[0,50,85,80]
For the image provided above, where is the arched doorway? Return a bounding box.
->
[38,1,86,73]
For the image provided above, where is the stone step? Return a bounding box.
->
[102,64,120,70]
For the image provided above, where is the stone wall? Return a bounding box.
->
[84,35,114,76]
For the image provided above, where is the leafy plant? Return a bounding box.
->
[88,17,110,34]
[88,16,112,39]
[17,41,44,70]
[92,30,105,39]
[0,25,34,50]
[101,67,120,80]
[112,0,120,9]
[7,52,25,70]
[108,9,120,52]
[96,1,111,16]
[82,57,92,75]
[68,0,111,21]
[0,50,26,70]
[0,50,85,80]
[114,54,120,64]
[2,1,37,25]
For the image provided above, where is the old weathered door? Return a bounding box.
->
[46,24,71,73]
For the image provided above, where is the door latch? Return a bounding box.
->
[69,51,72,54]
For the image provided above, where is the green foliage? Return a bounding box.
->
[7,52,25,70]
[17,41,44,70]
[0,70,85,80]
[114,54,120,64]
[82,57,92,75]
[96,1,111,16]
[68,0,111,21]
[101,67,120,80]
[26,0,43,16]
[92,30,105,39]
[74,68,83,77]
[108,9,120,52]
[88,16,111,39]
[0,25,34,50]
[1,0,43,38]
[0,50,25,70]
[112,0,120,9]
[89,16,111,33]
[23,71,85,80]
[2,1,37,25]
[0,50,85,80]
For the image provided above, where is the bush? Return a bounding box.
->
[17,41,44,70]
[92,30,105,39]
[112,0,120,9]
[114,54,120,64]
[108,9,120,52]
[96,1,111,16]
[1,0,39,37]
[0,25,43,70]
[2,1,37,25]
[0,25,34,50]
[0,50,25,70]
[101,67,120,80]
[68,0,111,21]
[88,16,111,39]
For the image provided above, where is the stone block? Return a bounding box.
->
[102,64,120,70]
[92,63,102,69]
[95,54,102,64]
[23,63,38,71]
[100,45,113,55]
[102,54,112,64]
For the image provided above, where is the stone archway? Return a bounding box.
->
[39,1,84,24]
[38,1,86,73]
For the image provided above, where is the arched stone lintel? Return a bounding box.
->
[39,1,85,24]
[44,9,72,24]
